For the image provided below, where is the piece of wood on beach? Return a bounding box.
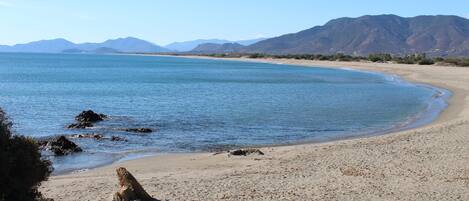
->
[112,167,159,201]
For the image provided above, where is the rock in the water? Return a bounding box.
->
[47,136,82,156]
[111,136,127,142]
[75,110,107,123]
[229,148,264,156]
[70,133,104,140]
[119,128,153,133]
[67,110,107,129]
[112,167,158,201]
[66,122,94,129]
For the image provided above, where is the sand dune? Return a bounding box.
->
[41,58,469,201]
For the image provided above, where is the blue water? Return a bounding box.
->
[0,53,448,173]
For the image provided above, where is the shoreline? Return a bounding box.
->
[41,56,469,200]
[53,55,450,175]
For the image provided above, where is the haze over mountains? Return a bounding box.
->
[0,37,266,54]
[0,37,169,53]
[191,43,245,53]
[1,15,469,56]
[165,38,266,52]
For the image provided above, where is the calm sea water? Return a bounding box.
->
[0,53,448,173]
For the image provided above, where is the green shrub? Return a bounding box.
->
[200,52,469,67]
[248,53,267,58]
[418,58,435,65]
[443,58,469,67]
[368,53,392,62]
[0,109,53,201]
[433,57,444,62]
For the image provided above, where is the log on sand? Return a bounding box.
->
[112,167,158,201]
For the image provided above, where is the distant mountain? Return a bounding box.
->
[244,15,469,56]
[165,39,231,52]
[235,38,267,46]
[0,39,76,53]
[75,37,169,53]
[191,43,245,53]
[0,37,169,53]
[165,38,266,52]
[5,15,469,56]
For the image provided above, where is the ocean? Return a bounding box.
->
[0,53,448,173]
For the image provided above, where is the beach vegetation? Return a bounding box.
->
[161,52,469,67]
[0,109,53,201]
[368,53,392,62]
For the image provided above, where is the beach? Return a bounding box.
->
[40,58,469,201]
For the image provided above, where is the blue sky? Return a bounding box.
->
[0,0,468,46]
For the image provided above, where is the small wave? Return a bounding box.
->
[339,67,355,71]
[72,168,89,174]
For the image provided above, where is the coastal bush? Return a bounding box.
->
[433,57,444,63]
[393,55,417,64]
[196,52,469,67]
[418,58,435,65]
[0,109,53,201]
[368,53,392,62]
[444,58,469,67]
[248,53,267,58]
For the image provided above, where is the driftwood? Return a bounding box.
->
[112,167,158,201]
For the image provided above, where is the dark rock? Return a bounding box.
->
[66,122,94,129]
[229,148,264,156]
[119,128,153,133]
[67,110,107,129]
[70,133,104,140]
[75,110,107,123]
[111,136,127,142]
[47,136,82,156]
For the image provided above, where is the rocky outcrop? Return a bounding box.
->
[69,134,127,142]
[112,167,158,201]
[111,136,127,142]
[75,110,107,123]
[66,110,107,129]
[43,136,82,156]
[70,133,104,140]
[66,122,93,129]
[118,128,153,133]
[229,148,264,156]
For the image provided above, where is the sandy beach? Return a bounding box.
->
[41,57,469,201]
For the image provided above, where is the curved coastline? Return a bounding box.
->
[55,56,451,174]
[41,57,469,200]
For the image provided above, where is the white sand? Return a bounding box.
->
[41,58,469,201]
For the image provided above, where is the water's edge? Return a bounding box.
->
[53,57,451,175]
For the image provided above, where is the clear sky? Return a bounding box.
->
[0,0,468,46]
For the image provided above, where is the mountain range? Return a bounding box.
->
[0,37,169,53]
[164,38,266,52]
[241,15,469,56]
[2,15,469,56]
[0,37,266,54]
[191,42,245,53]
